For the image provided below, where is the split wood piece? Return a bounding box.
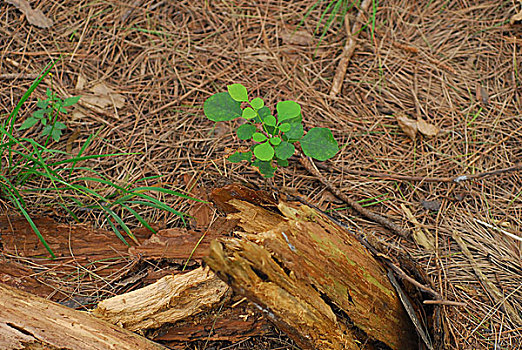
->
[93,266,231,331]
[0,282,165,350]
[153,304,270,345]
[206,187,418,350]
[329,0,372,96]
[0,215,151,261]
[129,217,238,260]
[0,260,57,299]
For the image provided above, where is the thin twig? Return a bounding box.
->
[315,161,522,183]
[0,73,38,80]
[329,0,372,97]
[299,156,410,238]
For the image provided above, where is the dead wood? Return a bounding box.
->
[93,266,230,331]
[0,282,165,350]
[206,185,418,350]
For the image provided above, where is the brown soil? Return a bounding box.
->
[1,0,521,349]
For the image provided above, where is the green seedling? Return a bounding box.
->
[19,75,80,143]
[204,83,339,177]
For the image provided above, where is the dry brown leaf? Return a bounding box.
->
[75,74,87,90]
[395,114,439,140]
[416,118,439,137]
[401,204,435,252]
[395,114,418,141]
[476,84,489,106]
[81,83,125,109]
[6,0,53,28]
[280,28,314,46]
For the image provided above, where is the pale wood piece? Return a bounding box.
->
[93,266,230,331]
[206,192,418,350]
[0,282,164,350]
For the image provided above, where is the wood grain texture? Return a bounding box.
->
[206,185,418,350]
[0,282,164,350]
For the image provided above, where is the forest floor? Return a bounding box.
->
[1,0,522,349]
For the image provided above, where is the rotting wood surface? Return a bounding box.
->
[93,266,230,331]
[0,282,165,350]
[206,185,418,350]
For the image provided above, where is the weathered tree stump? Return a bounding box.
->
[205,185,418,350]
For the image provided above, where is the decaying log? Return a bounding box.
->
[0,282,164,350]
[93,266,230,331]
[206,185,418,350]
[153,304,270,345]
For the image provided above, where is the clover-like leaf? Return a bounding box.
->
[204,92,242,121]
[284,122,304,140]
[250,97,264,110]
[242,107,257,119]
[254,141,274,161]
[252,132,267,142]
[300,127,339,161]
[270,136,281,146]
[227,84,248,102]
[279,123,291,133]
[274,141,295,160]
[228,150,252,163]
[277,100,301,122]
[254,106,271,123]
[237,123,257,140]
[264,115,276,127]
[253,159,276,178]
[276,158,289,167]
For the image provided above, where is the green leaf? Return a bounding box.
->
[276,100,301,122]
[252,132,267,142]
[227,83,248,102]
[280,123,291,133]
[274,141,295,160]
[36,99,48,109]
[253,159,276,178]
[204,92,242,121]
[264,115,276,127]
[276,158,289,167]
[237,123,257,140]
[46,88,53,98]
[300,127,339,161]
[42,124,53,136]
[52,128,62,142]
[228,151,252,163]
[254,141,274,161]
[250,97,264,110]
[270,136,281,146]
[63,95,81,107]
[54,122,66,130]
[242,107,257,119]
[19,117,38,130]
[33,108,49,119]
[255,106,271,123]
[284,122,304,140]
